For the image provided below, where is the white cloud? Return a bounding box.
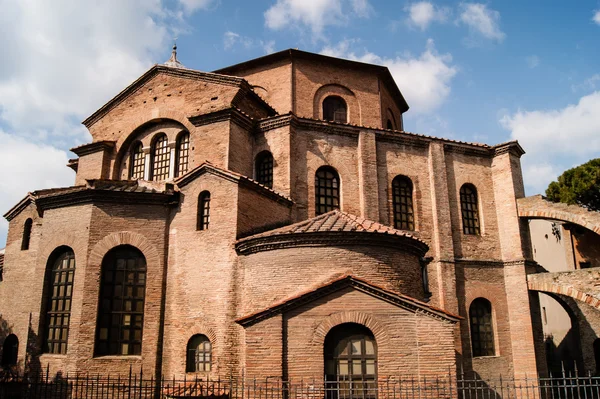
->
[178,0,217,13]
[500,92,600,194]
[0,0,211,246]
[223,32,277,54]
[321,39,457,114]
[526,55,540,69]
[405,2,450,30]
[0,131,75,246]
[571,74,600,92]
[593,10,600,25]
[458,3,505,43]
[264,0,371,35]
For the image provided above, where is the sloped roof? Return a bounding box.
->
[175,162,293,205]
[236,274,461,327]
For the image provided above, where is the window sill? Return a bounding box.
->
[472,355,500,359]
[91,355,143,361]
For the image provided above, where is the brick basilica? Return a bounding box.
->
[0,47,542,385]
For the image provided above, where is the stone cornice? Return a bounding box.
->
[70,141,116,157]
[3,195,35,222]
[235,231,428,256]
[188,108,255,131]
[492,141,526,158]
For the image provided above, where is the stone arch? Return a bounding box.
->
[88,231,160,273]
[313,84,360,124]
[528,279,600,310]
[312,311,389,349]
[37,234,83,273]
[517,195,600,235]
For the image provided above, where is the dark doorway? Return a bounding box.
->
[1,334,18,368]
[324,323,377,399]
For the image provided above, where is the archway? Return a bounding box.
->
[1,334,18,368]
[324,323,376,399]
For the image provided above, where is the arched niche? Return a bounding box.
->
[313,84,360,124]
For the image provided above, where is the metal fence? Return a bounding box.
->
[0,368,598,399]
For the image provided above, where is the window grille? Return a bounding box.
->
[95,246,146,356]
[130,142,145,180]
[470,298,495,357]
[315,167,340,215]
[151,134,170,181]
[323,96,348,123]
[255,152,274,188]
[21,218,32,251]
[186,335,211,372]
[175,133,190,177]
[44,250,75,354]
[198,191,211,230]
[392,176,414,230]
[460,184,480,235]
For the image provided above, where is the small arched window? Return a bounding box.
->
[43,248,76,354]
[1,334,18,367]
[130,142,145,180]
[387,120,394,129]
[315,166,340,216]
[21,218,32,251]
[460,184,480,235]
[323,96,347,123]
[469,298,495,357]
[151,134,171,181]
[392,176,414,230]
[255,151,274,188]
[95,245,146,356]
[175,132,190,178]
[198,191,211,230]
[187,335,211,372]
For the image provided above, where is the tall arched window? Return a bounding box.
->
[95,245,146,356]
[1,334,18,367]
[198,191,211,230]
[175,132,190,178]
[325,323,377,399]
[255,151,274,188]
[186,335,211,372]
[323,96,348,123]
[21,218,32,251]
[392,176,414,230]
[43,248,76,354]
[315,166,340,216]
[469,298,495,357]
[460,184,480,235]
[129,142,145,180]
[151,134,171,181]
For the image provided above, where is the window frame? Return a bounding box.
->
[469,298,496,358]
[43,248,76,354]
[151,134,171,181]
[94,245,147,357]
[315,166,341,216]
[323,96,348,124]
[175,132,190,178]
[460,183,481,235]
[197,191,211,231]
[255,151,274,188]
[392,176,415,231]
[21,218,33,251]
[186,334,212,372]
[129,141,146,180]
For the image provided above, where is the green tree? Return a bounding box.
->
[546,158,600,211]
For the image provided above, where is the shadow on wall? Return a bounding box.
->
[0,314,41,379]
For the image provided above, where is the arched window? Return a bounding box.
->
[469,298,495,357]
[315,166,340,216]
[43,248,76,354]
[325,323,377,399]
[255,151,274,188]
[175,132,190,178]
[198,191,211,230]
[186,335,211,372]
[21,218,32,251]
[392,176,414,230]
[386,120,394,129]
[151,134,171,181]
[323,96,347,123]
[129,142,145,180]
[460,184,480,235]
[1,334,18,367]
[95,245,146,356]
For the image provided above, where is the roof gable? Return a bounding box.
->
[236,275,461,327]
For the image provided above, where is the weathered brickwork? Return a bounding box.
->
[0,49,545,386]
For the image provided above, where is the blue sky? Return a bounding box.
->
[1,0,600,246]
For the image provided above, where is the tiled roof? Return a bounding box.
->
[236,274,461,327]
[238,209,423,243]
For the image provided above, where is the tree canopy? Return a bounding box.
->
[546,158,600,211]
